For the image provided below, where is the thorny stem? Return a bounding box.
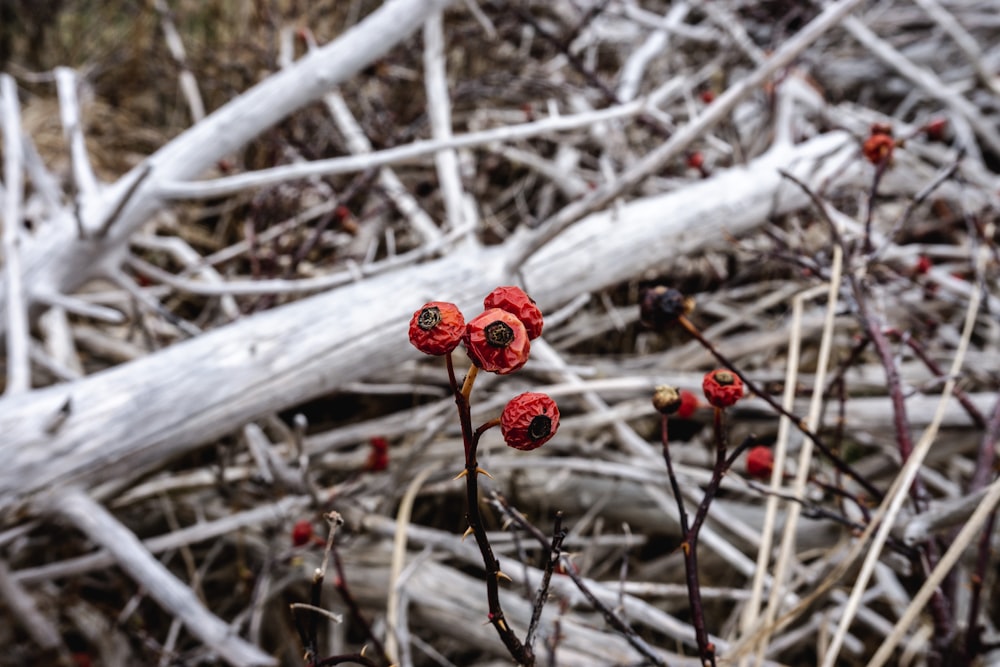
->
[448,358,534,666]
[862,157,889,253]
[662,408,757,667]
[525,511,565,649]
[495,497,666,667]
[676,314,884,501]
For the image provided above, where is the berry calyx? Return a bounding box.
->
[702,369,744,408]
[500,392,560,451]
[409,301,465,356]
[464,308,531,375]
[484,286,544,340]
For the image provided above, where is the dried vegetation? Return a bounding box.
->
[0,1,998,666]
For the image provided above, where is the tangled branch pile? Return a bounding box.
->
[0,0,997,665]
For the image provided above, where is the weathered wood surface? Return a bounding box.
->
[0,133,860,515]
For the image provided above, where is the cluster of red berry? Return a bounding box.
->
[408,286,559,451]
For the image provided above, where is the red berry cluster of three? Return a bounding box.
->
[408,286,558,450]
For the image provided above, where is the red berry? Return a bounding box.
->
[687,152,705,170]
[702,369,744,408]
[366,437,389,472]
[699,90,715,104]
[409,301,465,356]
[483,286,544,340]
[291,520,313,547]
[463,308,531,375]
[914,255,932,275]
[923,117,947,142]
[500,392,560,451]
[677,390,700,419]
[745,446,774,479]
[862,133,895,165]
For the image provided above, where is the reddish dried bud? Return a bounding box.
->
[923,117,947,142]
[291,519,313,547]
[409,301,465,356]
[484,285,544,339]
[862,133,895,165]
[501,392,560,451]
[699,90,715,104]
[463,308,531,375]
[652,385,682,415]
[702,369,744,408]
[745,446,774,479]
[677,390,700,419]
[914,255,932,275]
[639,286,695,330]
[687,151,705,170]
[366,437,389,472]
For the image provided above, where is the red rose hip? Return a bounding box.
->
[463,308,531,375]
[484,286,544,340]
[409,301,465,356]
[501,392,560,450]
[702,369,744,408]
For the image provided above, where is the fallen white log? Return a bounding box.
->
[0,132,860,516]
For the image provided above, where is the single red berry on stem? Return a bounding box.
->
[484,285,544,339]
[746,446,774,479]
[702,369,744,408]
[291,519,313,547]
[409,301,465,356]
[862,133,895,165]
[501,392,560,451]
[463,308,531,374]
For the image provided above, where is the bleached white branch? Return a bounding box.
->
[48,487,277,666]
[1,74,31,395]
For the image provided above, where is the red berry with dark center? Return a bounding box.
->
[408,301,465,356]
[484,286,544,340]
[702,369,744,408]
[501,392,560,451]
[463,308,531,375]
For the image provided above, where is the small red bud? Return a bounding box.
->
[745,446,774,479]
[291,520,313,547]
[923,118,947,142]
[677,390,700,419]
